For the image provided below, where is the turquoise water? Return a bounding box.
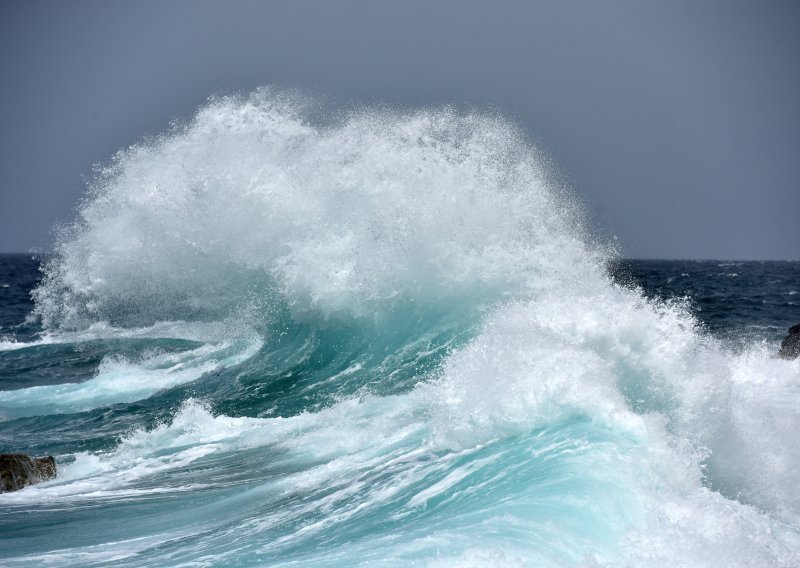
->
[1,91,799,566]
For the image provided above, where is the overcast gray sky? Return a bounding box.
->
[1,0,798,258]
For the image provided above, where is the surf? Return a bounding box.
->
[2,89,799,566]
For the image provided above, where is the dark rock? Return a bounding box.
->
[778,323,800,360]
[0,454,57,493]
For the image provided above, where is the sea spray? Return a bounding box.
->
[33,89,595,330]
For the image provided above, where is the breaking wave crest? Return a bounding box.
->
[4,89,799,566]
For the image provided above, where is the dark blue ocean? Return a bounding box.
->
[1,95,799,566]
[610,259,800,342]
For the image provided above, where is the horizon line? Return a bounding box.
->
[0,251,797,263]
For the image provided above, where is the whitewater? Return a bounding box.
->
[1,89,799,566]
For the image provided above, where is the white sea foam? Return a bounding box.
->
[0,332,262,418]
[421,295,800,565]
[0,319,236,352]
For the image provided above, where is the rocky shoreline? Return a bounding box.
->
[0,454,57,493]
[779,323,800,360]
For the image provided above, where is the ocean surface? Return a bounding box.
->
[1,93,799,566]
